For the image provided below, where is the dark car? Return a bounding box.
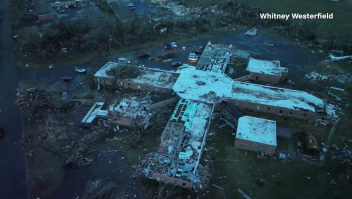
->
[139,52,151,58]
[161,44,172,50]
[172,62,182,67]
[61,77,73,82]
[192,50,202,55]
[0,126,3,139]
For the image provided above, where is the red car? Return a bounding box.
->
[138,52,151,58]
[0,126,3,139]
[61,77,73,82]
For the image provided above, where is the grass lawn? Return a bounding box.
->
[184,0,352,42]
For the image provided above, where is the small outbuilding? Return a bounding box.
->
[234,116,277,154]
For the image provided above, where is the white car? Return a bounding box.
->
[75,67,87,73]
[188,52,199,62]
[118,57,131,63]
[170,42,177,48]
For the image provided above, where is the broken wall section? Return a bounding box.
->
[138,99,215,191]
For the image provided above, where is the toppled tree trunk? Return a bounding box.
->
[328,54,352,61]
[65,131,102,168]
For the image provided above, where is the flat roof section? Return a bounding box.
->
[246,57,287,76]
[236,116,277,146]
[231,81,325,112]
[173,68,233,103]
[126,68,180,89]
[94,62,118,78]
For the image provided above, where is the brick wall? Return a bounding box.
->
[149,173,193,189]
[234,138,276,154]
[226,99,318,121]
[150,97,178,110]
[38,14,54,21]
[95,76,114,85]
[234,75,250,82]
[281,71,288,79]
[249,73,281,84]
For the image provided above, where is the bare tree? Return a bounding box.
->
[16,79,97,120]
[39,116,67,143]
[65,131,103,168]
[132,107,169,146]
[106,64,141,87]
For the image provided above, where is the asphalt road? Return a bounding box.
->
[0,0,28,198]
[18,30,324,83]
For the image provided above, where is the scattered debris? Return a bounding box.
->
[279,153,291,159]
[330,50,344,54]
[237,188,252,199]
[233,50,251,59]
[330,87,345,92]
[305,70,352,84]
[263,43,274,46]
[219,117,236,129]
[304,71,329,81]
[335,70,352,84]
[256,179,265,187]
[327,54,352,61]
[212,184,224,190]
[245,28,257,36]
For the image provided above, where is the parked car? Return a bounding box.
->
[171,62,182,67]
[192,50,202,55]
[118,57,130,63]
[0,126,3,139]
[161,44,171,50]
[170,42,177,48]
[138,52,151,58]
[75,67,87,73]
[188,52,199,62]
[61,77,73,82]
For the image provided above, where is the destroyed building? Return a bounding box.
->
[140,99,215,190]
[91,42,338,191]
[245,57,288,84]
[234,116,277,154]
[107,93,177,126]
[196,43,232,73]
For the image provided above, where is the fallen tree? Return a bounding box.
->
[65,131,103,168]
[16,80,98,120]
[82,179,131,199]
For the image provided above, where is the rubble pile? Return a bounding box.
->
[335,70,352,84]
[304,71,330,81]
[305,70,352,84]
[134,152,211,191]
[108,93,152,125]
[331,140,352,168]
